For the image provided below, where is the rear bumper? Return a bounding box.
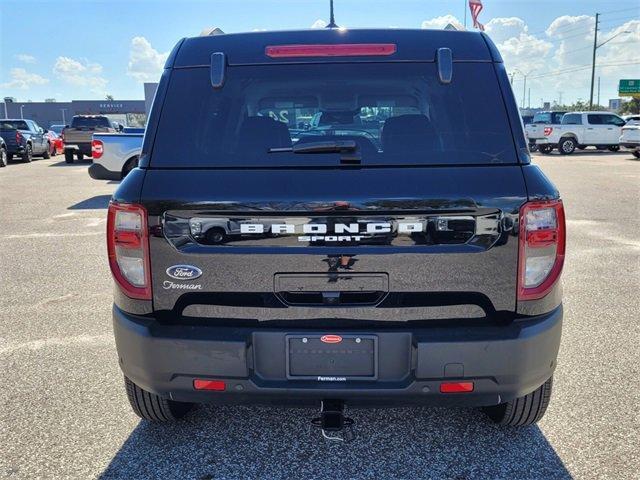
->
[113,305,562,407]
[64,143,92,156]
[88,162,120,180]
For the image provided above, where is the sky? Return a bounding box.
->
[0,0,638,106]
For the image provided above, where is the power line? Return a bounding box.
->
[599,6,640,16]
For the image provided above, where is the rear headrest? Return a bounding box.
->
[238,116,291,155]
[381,114,439,154]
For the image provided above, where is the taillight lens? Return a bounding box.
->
[543,127,553,136]
[518,200,566,301]
[92,139,104,159]
[265,43,397,58]
[107,202,151,299]
[16,131,23,143]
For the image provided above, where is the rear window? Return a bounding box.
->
[71,116,111,128]
[562,114,582,125]
[1,120,29,130]
[151,63,517,167]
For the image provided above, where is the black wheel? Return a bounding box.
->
[124,376,193,422]
[528,144,538,152]
[0,147,7,167]
[76,151,84,161]
[121,156,139,179]
[43,143,51,159]
[633,151,640,159]
[205,228,226,244]
[608,145,620,152]
[22,144,33,163]
[50,142,57,156]
[482,376,553,426]
[558,137,576,155]
[64,150,74,163]
[539,145,553,154]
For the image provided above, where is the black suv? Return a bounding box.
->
[108,29,565,432]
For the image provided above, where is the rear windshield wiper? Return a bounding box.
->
[268,140,357,154]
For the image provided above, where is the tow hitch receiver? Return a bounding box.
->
[312,400,355,442]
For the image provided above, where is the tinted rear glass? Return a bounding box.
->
[1,120,29,130]
[152,63,517,167]
[71,116,110,128]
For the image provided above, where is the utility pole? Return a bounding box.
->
[528,88,531,109]
[558,91,563,105]
[522,74,527,109]
[597,77,601,107]
[326,0,338,28]
[464,0,467,29]
[589,13,599,110]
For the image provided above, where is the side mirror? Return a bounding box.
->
[43,129,48,133]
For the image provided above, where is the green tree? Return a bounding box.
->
[105,94,114,101]
[619,98,639,115]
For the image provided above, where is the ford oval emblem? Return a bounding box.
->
[166,265,203,281]
[321,335,342,344]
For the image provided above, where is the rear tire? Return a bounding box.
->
[558,137,576,155]
[633,151,640,159]
[121,156,139,179]
[482,376,553,426]
[22,144,33,163]
[0,146,7,167]
[205,228,226,244]
[76,151,84,162]
[43,143,51,159]
[64,150,74,163]
[539,145,553,154]
[124,376,194,422]
[608,145,619,152]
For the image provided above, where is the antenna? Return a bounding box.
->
[326,0,338,28]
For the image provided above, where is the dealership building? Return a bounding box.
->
[1,82,158,129]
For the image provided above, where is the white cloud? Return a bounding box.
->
[127,36,168,83]
[421,15,464,31]
[53,56,108,94]
[15,54,36,64]
[0,68,49,89]
[310,19,327,29]
[418,13,639,105]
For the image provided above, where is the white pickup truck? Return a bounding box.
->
[535,111,626,155]
[525,111,566,152]
[88,132,143,180]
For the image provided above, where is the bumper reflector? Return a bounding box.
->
[193,379,226,391]
[440,381,474,393]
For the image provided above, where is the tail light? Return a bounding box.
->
[107,202,151,300]
[92,139,104,159]
[16,131,23,143]
[61,131,65,142]
[265,43,397,58]
[543,127,553,136]
[518,200,566,301]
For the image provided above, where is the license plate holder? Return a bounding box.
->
[286,334,378,381]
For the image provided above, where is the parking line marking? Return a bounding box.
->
[1,232,103,239]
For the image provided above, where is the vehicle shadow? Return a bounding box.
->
[99,405,572,479]
[68,195,111,210]
[48,159,92,167]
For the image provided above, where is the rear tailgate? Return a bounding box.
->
[0,128,21,152]
[143,166,525,324]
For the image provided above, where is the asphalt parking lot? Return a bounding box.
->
[1,150,639,479]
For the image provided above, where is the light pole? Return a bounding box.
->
[589,21,631,109]
[513,69,535,109]
[20,105,25,119]
[61,108,67,125]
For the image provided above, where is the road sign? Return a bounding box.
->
[619,79,640,97]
